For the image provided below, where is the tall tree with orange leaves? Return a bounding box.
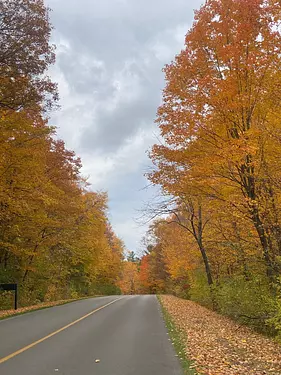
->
[149,0,281,281]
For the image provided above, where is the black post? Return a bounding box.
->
[14,284,18,310]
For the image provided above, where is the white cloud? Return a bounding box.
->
[46,0,205,252]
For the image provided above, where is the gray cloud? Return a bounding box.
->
[46,0,204,252]
[81,84,159,152]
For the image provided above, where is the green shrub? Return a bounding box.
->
[189,272,214,308]
[214,275,275,334]
[0,291,14,310]
[92,283,121,296]
[266,277,281,341]
[188,271,276,335]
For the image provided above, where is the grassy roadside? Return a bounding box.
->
[157,295,199,375]
[0,295,101,321]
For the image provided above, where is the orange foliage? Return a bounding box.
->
[148,0,281,281]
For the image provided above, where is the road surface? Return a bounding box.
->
[0,295,183,374]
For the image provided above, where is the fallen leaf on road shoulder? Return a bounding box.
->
[160,295,281,375]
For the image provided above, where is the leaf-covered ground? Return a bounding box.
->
[160,295,281,375]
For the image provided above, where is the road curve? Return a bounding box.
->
[0,295,182,374]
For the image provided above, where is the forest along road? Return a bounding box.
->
[0,295,182,375]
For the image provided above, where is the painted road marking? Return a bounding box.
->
[0,297,123,364]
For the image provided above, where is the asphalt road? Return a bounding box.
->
[0,295,183,375]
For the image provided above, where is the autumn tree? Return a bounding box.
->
[140,222,192,296]
[0,110,53,283]
[140,233,169,294]
[0,107,124,305]
[148,0,281,281]
[139,255,151,293]
[0,0,58,111]
[0,0,124,309]
[118,261,141,295]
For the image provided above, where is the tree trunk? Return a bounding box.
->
[251,207,275,281]
[198,241,213,286]
[232,221,250,280]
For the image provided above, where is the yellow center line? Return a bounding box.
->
[0,297,123,365]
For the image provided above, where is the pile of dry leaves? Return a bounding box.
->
[160,295,281,375]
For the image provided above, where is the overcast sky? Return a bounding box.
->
[46,0,204,255]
